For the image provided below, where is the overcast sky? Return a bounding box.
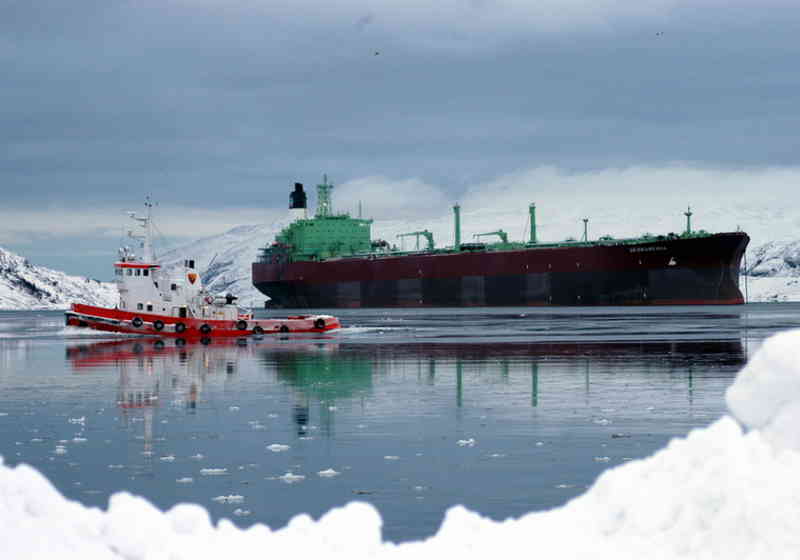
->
[2,0,800,278]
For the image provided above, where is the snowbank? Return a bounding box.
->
[4,330,800,559]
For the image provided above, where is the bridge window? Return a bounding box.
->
[127,269,132,276]
[137,303,143,310]
[143,269,149,277]
[146,304,153,312]
[171,283,177,291]
[135,269,141,276]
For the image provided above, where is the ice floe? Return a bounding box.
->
[198,468,227,476]
[456,438,476,447]
[266,444,290,453]
[278,472,305,484]
[317,469,340,478]
[211,495,244,504]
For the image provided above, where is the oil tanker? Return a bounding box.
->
[252,178,749,307]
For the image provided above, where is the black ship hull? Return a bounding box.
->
[253,232,749,308]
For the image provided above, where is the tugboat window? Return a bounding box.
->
[143,269,149,277]
[146,304,153,311]
[171,283,177,291]
[137,303,143,310]
[127,269,132,276]
[135,269,141,276]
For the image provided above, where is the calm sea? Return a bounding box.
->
[0,305,797,542]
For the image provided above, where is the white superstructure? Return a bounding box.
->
[114,200,247,322]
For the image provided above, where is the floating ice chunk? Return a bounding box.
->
[30,438,43,443]
[228,406,240,412]
[328,406,337,411]
[279,472,305,484]
[68,416,85,425]
[233,508,251,517]
[212,495,244,503]
[176,477,193,484]
[457,438,476,447]
[594,456,610,462]
[267,413,278,418]
[488,453,505,458]
[384,455,399,461]
[0,412,8,416]
[190,454,204,460]
[555,483,576,488]
[593,418,611,425]
[160,455,175,462]
[53,446,67,455]
[535,441,544,446]
[356,424,367,429]
[266,444,290,452]
[108,464,124,469]
[72,437,87,443]
[317,468,340,478]
[199,468,227,476]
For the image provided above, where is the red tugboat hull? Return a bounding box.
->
[65,303,340,337]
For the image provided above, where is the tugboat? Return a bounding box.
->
[65,200,341,337]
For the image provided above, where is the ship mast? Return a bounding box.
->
[127,197,155,263]
[317,175,333,217]
[684,206,693,235]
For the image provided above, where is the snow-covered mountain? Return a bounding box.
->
[0,247,117,310]
[158,222,285,306]
[742,240,800,302]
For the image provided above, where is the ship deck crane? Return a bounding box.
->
[474,230,509,244]
[397,230,434,251]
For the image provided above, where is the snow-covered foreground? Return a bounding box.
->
[3,331,800,559]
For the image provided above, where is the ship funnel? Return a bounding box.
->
[289,182,308,221]
[453,205,461,249]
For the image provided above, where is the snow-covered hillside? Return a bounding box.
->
[159,223,285,305]
[0,247,117,310]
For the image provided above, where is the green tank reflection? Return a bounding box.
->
[264,346,373,437]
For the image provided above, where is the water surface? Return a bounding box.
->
[0,304,796,542]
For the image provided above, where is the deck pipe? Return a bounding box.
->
[453,205,461,249]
